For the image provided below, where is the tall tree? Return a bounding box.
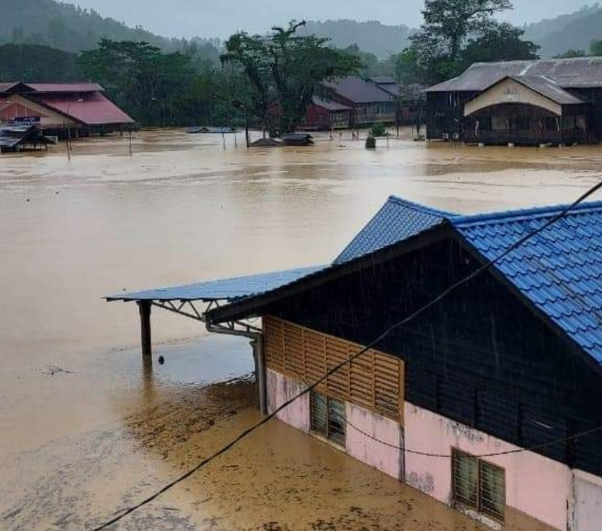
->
[221,21,362,134]
[421,0,512,61]
[396,0,542,85]
[461,24,539,67]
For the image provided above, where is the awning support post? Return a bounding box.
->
[251,337,268,415]
[138,301,152,359]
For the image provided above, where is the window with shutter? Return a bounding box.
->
[310,391,346,448]
[452,449,506,522]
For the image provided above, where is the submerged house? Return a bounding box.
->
[108,196,602,531]
[0,82,134,136]
[425,57,602,145]
[300,96,352,131]
[321,76,397,127]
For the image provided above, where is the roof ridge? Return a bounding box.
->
[387,195,457,218]
[453,200,602,227]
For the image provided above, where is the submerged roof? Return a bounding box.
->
[454,202,602,363]
[323,76,394,104]
[39,92,134,125]
[427,57,602,93]
[334,196,455,264]
[107,266,326,303]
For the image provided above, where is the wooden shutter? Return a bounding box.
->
[264,316,404,422]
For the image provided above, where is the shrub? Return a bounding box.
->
[369,122,387,137]
[365,135,376,149]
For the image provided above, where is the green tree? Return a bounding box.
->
[221,21,362,134]
[397,0,543,85]
[555,49,588,58]
[78,39,197,126]
[421,0,512,61]
[590,39,602,56]
[461,24,539,68]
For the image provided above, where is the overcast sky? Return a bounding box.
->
[67,0,591,39]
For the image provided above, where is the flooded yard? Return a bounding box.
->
[1,128,602,530]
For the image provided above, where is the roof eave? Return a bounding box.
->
[207,224,453,324]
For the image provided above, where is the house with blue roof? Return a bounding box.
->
[108,195,602,531]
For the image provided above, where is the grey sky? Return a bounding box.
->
[67,0,592,39]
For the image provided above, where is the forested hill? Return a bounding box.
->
[0,0,221,61]
[301,20,414,59]
[523,4,602,57]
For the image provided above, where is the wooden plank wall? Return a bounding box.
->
[264,316,404,423]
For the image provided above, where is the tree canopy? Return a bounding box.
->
[398,0,539,85]
[221,21,362,134]
[78,39,232,127]
[0,43,81,82]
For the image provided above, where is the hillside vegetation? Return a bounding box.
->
[523,4,602,57]
[0,0,221,61]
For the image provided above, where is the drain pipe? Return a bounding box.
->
[205,321,268,415]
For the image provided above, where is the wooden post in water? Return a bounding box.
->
[138,301,152,360]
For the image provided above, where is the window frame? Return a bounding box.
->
[310,390,346,448]
[451,448,506,522]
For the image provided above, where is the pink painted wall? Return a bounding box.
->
[345,403,404,480]
[266,369,310,433]
[404,403,571,531]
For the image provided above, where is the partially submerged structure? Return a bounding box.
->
[426,57,602,145]
[108,196,602,531]
[0,82,135,137]
[0,124,55,153]
[322,76,397,127]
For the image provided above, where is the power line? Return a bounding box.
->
[90,181,602,531]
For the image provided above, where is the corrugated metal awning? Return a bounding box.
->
[106,265,326,303]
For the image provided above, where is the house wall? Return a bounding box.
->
[0,95,75,128]
[265,367,405,481]
[404,402,570,531]
[346,402,404,480]
[266,368,310,433]
[464,78,562,117]
[571,470,602,531]
[266,237,602,479]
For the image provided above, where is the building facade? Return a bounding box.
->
[111,196,602,531]
[425,58,602,145]
[0,82,134,136]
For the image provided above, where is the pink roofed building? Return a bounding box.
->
[0,82,135,136]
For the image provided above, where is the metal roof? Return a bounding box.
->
[312,96,352,111]
[454,202,602,364]
[39,92,134,125]
[511,76,584,105]
[427,57,602,92]
[334,196,455,264]
[107,266,326,303]
[323,76,394,104]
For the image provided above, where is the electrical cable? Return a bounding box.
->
[90,180,602,531]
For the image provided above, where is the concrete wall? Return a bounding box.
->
[464,78,562,117]
[571,470,602,531]
[345,402,404,480]
[266,369,310,433]
[404,403,571,531]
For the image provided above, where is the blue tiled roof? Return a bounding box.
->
[334,196,456,264]
[453,202,602,363]
[107,266,326,303]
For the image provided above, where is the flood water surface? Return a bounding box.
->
[2,129,602,530]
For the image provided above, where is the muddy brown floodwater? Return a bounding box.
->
[1,128,602,531]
